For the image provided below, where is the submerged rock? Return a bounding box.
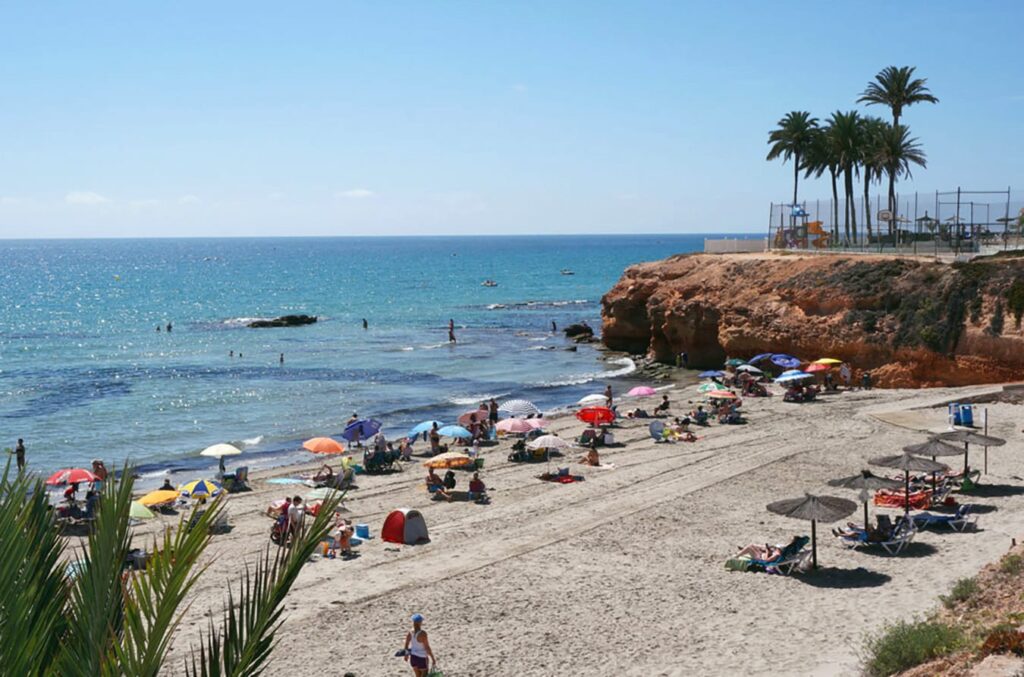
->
[247,314,318,328]
[564,323,594,339]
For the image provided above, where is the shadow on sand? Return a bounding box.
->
[797,566,891,589]
[856,542,939,559]
[961,484,1024,499]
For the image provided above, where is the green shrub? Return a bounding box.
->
[988,301,1005,336]
[1007,279,1024,328]
[863,619,964,677]
[969,295,983,325]
[1000,554,1023,575]
[941,577,979,609]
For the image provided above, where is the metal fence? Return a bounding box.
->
[768,188,1024,255]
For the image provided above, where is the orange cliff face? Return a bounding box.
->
[601,252,1024,388]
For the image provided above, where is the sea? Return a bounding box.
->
[0,234,726,484]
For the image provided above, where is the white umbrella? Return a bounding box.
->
[527,435,572,451]
[499,399,540,418]
[736,364,762,374]
[577,393,607,405]
[200,443,242,458]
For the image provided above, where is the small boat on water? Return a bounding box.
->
[481,279,498,287]
[560,269,575,275]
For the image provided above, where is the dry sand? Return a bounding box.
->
[141,382,1024,676]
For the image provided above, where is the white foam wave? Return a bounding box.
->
[240,435,265,447]
[448,392,510,406]
[485,299,590,311]
[400,346,415,352]
[533,357,637,388]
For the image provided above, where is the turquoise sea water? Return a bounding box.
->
[0,235,713,480]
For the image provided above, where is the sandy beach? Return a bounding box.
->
[134,381,1024,676]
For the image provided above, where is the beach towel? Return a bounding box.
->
[596,463,616,470]
[724,557,752,572]
[266,478,305,485]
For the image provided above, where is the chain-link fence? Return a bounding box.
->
[768,188,1024,256]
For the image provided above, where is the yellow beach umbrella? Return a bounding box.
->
[813,358,842,365]
[130,501,156,520]
[423,451,473,469]
[139,489,180,507]
[178,479,223,498]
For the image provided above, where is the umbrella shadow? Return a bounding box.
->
[957,502,997,515]
[796,566,891,588]
[961,484,1024,498]
[856,542,939,558]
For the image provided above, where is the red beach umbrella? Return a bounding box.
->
[46,468,99,486]
[576,406,616,426]
[805,363,829,373]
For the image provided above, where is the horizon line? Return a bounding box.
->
[0,231,765,242]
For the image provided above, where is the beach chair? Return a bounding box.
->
[911,505,977,532]
[877,516,916,555]
[747,536,810,575]
[648,421,671,443]
[224,466,250,493]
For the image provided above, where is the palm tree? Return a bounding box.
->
[872,123,927,241]
[858,116,888,242]
[858,65,939,129]
[801,127,841,244]
[767,111,819,208]
[859,66,937,235]
[0,464,339,675]
[826,111,863,243]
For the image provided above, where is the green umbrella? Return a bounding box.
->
[129,501,155,520]
[697,382,717,393]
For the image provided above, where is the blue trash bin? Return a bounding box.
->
[948,403,962,426]
[959,404,974,427]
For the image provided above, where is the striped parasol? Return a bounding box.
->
[498,399,540,418]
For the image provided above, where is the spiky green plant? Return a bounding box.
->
[0,463,338,676]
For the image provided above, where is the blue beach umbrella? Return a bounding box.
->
[779,369,805,377]
[437,425,472,439]
[775,372,812,384]
[770,354,802,369]
[409,420,444,437]
[343,419,382,441]
[698,370,725,379]
[748,353,773,364]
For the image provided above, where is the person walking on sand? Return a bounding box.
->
[448,319,456,343]
[14,438,25,472]
[604,384,613,408]
[403,613,437,677]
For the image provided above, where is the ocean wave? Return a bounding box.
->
[447,392,511,406]
[240,435,265,447]
[485,299,591,311]
[532,357,636,388]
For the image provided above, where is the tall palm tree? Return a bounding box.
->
[858,65,939,129]
[872,123,927,240]
[0,464,339,675]
[858,116,887,242]
[827,111,862,243]
[801,126,840,244]
[859,66,937,236]
[767,111,819,208]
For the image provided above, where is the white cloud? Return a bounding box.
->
[128,198,160,208]
[178,194,200,204]
[511,83,528,93]
[0,196,24,205]
[335,188,375,199]
[65,190,110,205]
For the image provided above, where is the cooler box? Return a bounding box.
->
[355,523,371,539]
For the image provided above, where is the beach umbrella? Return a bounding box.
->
[698,370,724,379]
[697,382,718,393]
[805,363,829,373]
[129,501,156,520]
[869,454,949,514]
[938,430,1006,476]
[903,437,965,459]
[303,437,346,454]
[45,468,99,486]
[199,443,242,458]
[736,364,762,374]
[724,358,746,367]
[766,494,858,569]
[424,451,474,469]
[496,418,534,434]
[409,420,444,437]
[707,390,737,400]
[813,358,842,365]
[457,409,490,426]
[437,425,472,439]
[498,399,540,418]
[748,353,773,364]
[577,393,607,406]
[139,489,180,507]
[576,406,615,426]
[779,369,804,377]
[771,355,801,369]
[178,479,223,499]
[828,470,903,528]
[627,386,657,397]
[525,418,549,430]
[343,419,382,442]
[775,372,812,384]
[527,435,572,451]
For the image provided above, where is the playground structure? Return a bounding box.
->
[768,187,1023,255]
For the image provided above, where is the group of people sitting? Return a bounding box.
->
[363,431,405,473]
[425,468,488,503]
[783,383,820,403]
[57,482,101,522]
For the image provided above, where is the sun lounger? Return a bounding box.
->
[837,515,916,554]
[745,536,810,575]
[911,505,976,532]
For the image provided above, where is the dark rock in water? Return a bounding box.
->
[563,323,594,338]
[564,346,578,352]
[248,314,318,328]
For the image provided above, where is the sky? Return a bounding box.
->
[0,1,1022,238]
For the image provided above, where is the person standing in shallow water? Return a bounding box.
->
[362,318,368,330]
[279,353,284,365]
[15,438,25,472]
[448,319,456,343]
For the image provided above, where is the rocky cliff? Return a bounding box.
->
[601,252,1024,387]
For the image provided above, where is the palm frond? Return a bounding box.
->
[186,494,343,677]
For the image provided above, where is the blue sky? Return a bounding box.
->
[0,1,1021,237]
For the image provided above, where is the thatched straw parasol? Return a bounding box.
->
[828,470,903,529]
[766,494,858,569]
[938,430,1006,476]
[869,454,949,513]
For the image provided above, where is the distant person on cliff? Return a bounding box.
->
[677,351,688,368]
[448,319,457,343]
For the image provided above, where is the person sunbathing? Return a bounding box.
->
[425,470,453,502]
[313,464,335,484]
[578,446,600,467]
[735,543,780,560]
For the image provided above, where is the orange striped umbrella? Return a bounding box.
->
[303,437,346,454]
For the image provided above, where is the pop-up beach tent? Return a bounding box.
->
[381,509,430,545]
